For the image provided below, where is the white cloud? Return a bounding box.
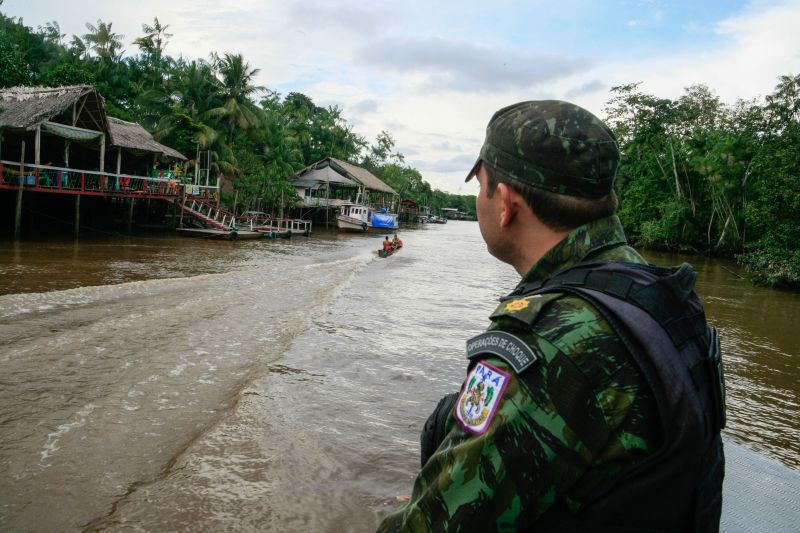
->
[357,37,593,93]
[591,0,800,111]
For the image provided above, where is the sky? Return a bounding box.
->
[5,0,800,194]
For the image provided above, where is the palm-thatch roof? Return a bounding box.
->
[330,157,396,194]
[0,85,102,130]
[301,157,396,194]
[107,117,186,161]
[293,164,359,188]
[0,85,185,161]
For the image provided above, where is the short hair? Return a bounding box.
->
[482,163,618,232]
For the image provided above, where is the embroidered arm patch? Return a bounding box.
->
[455,361,510,435]
[466,330,539,374]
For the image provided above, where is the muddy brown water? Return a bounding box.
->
[0,224,797,531]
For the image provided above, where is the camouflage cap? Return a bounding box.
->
[465,100,619,199]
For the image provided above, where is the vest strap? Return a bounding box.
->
[515,262,706,347]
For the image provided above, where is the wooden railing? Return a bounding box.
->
[179,197,237,230]
[0,161,214,200]
[244,217,312,235]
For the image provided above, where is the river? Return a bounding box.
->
[0,222,797,531]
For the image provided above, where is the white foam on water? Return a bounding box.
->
[39,403,97,465]
[169,363,189,377]
[0,268,261,320]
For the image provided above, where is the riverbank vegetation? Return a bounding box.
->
[2,10,798,287]
[0,10,476,220]
[606,79,800,288]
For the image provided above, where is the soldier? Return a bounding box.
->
[376,101,725,532]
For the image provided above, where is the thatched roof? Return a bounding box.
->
[0,85,185,160]
[0,85,102,130]
[107,117,186,161]
[293,165,359,188]
[327,157,397,194]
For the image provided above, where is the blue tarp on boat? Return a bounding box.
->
[372,213,397,229]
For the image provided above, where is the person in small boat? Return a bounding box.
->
[391,234,403,250]
[382,236,393,254]
[377,101,724,532]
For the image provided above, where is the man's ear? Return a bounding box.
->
[498,183,518,228]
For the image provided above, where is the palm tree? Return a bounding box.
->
[207,53,264,143]
[133,17,172,64]
[83,19,124,59]
[69,35,89,60]
[38,21,64,46]
[173,60,221,119]
[150,60,226,179]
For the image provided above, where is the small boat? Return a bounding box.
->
[377,239,403,258]
[337,203,398,233]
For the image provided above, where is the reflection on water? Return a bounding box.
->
[0,225,797,531]
[644,250,800,470]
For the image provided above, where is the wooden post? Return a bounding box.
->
[116,147,121,189]
[98,133,105,191]
[34,125,41,165]
[99,134,105,172]
[14,141,25,240]
[128,198,134,234]
[179,183,185,228]
[74,195,80,240]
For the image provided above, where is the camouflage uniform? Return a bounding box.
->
[374,100,704,532]
[376,215,663,532]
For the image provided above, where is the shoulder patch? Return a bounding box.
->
[466,330,539,374]
[455,361,510,435]
[504,298,531,312]
[490,292,564,327]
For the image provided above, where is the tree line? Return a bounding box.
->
[606,79,800,288]
[1,10,798,287]
[0,10,477,220]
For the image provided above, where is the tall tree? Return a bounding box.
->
[133,17,171,64]
[207,52,263,143]
[37,21,64,46]
[82,19,124,59]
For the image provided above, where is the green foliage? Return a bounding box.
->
[37,61,95,86]
[82,19,124,59]
[0,14,33,87]
[607,76,800,288]
[0,35,31,87]
[737,247,800,289]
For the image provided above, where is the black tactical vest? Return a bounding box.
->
[512,261,726,533]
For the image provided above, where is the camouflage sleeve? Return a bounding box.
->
[376,297,657,532]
